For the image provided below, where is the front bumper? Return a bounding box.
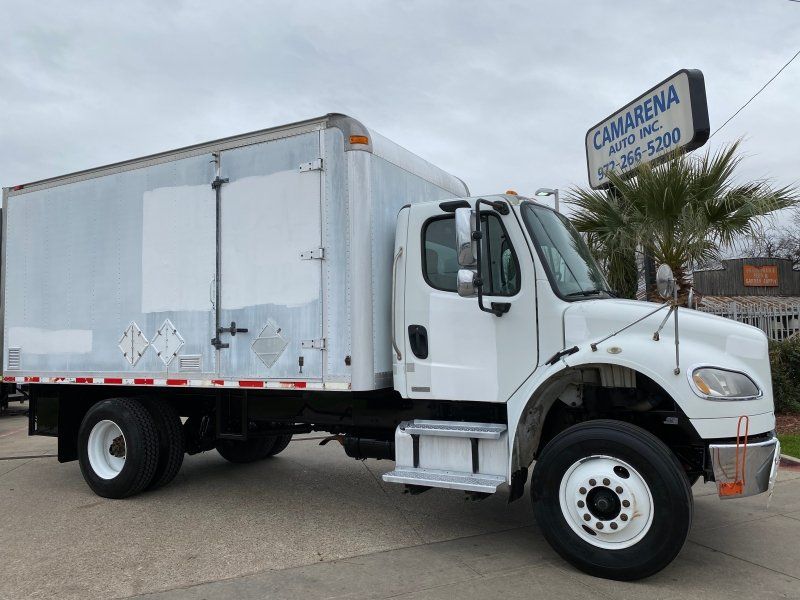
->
[709,436,781,500]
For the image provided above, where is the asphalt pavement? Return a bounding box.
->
[2,404,800,600]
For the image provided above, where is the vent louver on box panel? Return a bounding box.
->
[178,355,202,372]
[7,348,21,370]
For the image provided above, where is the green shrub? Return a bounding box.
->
[769,337,800,413]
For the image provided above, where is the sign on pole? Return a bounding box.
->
[585,69,709,189]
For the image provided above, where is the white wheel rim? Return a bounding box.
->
[88,420,127,480]
[558,455,654,550]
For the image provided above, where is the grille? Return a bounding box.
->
[178,355,202,372]
[7,347,21,370]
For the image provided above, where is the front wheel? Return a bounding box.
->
[531,420,693,581]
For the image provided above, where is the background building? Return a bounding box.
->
[693,257,800,340]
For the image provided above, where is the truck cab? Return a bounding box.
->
[386,194,779,578]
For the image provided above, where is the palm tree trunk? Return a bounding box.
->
[607,247,638,299]
[672,264,692,306]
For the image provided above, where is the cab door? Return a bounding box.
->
[400,201,538,402]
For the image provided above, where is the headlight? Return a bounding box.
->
[690,367,761,400]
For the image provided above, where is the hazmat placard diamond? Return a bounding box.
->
[151,319,185,366]
[118,322,149,367]
[251,320,288,369]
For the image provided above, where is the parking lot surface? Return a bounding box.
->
[2,405,800,600]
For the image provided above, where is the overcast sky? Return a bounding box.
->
[1,0,798,210]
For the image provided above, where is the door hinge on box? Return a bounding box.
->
[300,248,325,260]
[299,158,323,172]
[301,338,326,350]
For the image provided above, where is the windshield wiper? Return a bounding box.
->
[565,289,616,298]
[565,289,604,297]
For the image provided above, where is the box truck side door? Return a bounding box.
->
[402,203,538,402]
[216,131,324,380]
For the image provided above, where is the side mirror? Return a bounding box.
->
[455,207,477,267]
[457,269,478,297]
[655,264,676,299]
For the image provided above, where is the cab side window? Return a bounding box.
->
[422,218,460,291]
[481,214,520,296]
[422,214,520,296]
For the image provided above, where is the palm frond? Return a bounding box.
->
[567,139,800,295]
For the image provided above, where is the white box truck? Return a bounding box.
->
[3,114,781,580]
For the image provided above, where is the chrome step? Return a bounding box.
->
[383,468,506,493]
[401,420,507,440]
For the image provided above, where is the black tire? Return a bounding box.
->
[265,434,292,456]
[531,420,693,581]
[216,436,277,463]
[78,398,160,499]
[141,399,184,490]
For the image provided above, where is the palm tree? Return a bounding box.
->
[569,141,798,301]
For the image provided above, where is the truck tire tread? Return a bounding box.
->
[216,436,277,463]
[266,434,292,457]
[141,399,185,490]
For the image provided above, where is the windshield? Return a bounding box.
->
[521,202,610,298]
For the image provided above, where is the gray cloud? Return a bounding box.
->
[1,0,798,207]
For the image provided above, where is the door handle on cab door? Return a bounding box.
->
[408,325,428,359]
[391,246,403,360]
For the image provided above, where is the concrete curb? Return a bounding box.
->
[780,453,800,466]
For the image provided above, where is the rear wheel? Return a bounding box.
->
[531,420,693,581]
[265,434,293,456]
[216,436,277,463]
[78,398,160,499]
[141,399,184,490]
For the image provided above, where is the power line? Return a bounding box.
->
[710,48,800,138]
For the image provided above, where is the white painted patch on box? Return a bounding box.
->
[141,184,216,313]
[9,327,93,354]
[220,171,320,310]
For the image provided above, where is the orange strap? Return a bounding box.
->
[719,415,749,496]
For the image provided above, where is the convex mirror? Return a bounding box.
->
[656,264,676,299]
[457,269,478,297]
[455,207,477,267]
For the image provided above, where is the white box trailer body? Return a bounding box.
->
[1,114,467,391]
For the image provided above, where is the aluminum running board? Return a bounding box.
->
[401,420,507,440]
[382,468,506,493]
